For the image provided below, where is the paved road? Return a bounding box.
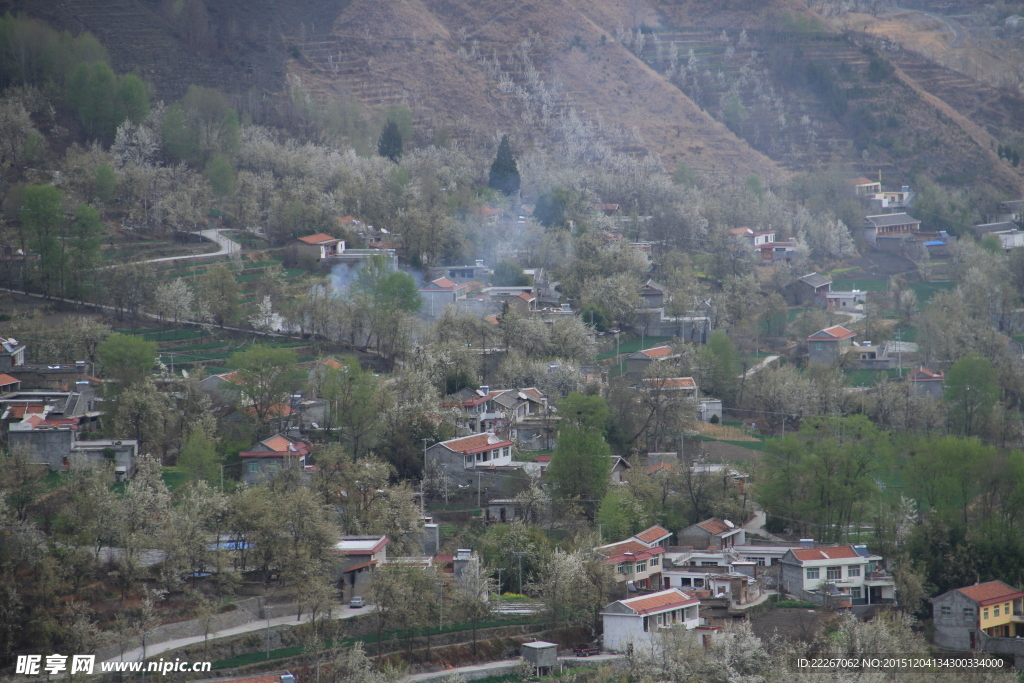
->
[738,355,779,379]
[743,507,787,543]
[106,605,376,664]
[402,653,623,683]
[920,10,966,47]
[142,229,242,265]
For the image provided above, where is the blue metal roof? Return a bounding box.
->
[923,240,945,246]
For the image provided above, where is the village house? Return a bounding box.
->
[430,260,492,283]
[441,386,551,442]
[757,240,797,263]
[784,272,832,306]
[908,367,944,398]
[639,280,666,308]
[625,345,679,379]
[866,186,914,211]
[424,432,516,484]
[610,455,631,483]
[730,227,776,250]
[847,177,882,196]
[419,277,470,317]
[677,517,745,550]
[779,544,895,606]
[331,535,389,601]
[199,370,243,405]
[862,213,922,245]
[931,581,1024,650]
[0,338,90,389]
[972,222,1024,250]
[601,589,702,652]
[823,290,866,310]
[0,338,26,371]
[238,434,313,486]
[288,233,396,269]
[807,325,857,364]
[0,374,21,392]
[598,540,666,590]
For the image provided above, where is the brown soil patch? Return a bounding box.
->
[696,422,759,442]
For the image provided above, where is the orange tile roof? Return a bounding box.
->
[4,404,45,419]
[792,546,861,562]
[696,518,734,535]
[847,177,876,185]
[620,589,698,615]
[218,371,243,384]
[440,433,493,453]
[730,227,754,236]
[0,373,19,386]
[956,581,1024,606]
[641,345,675,359]
[484,315,499,325]
[635,525,671,543]
[319,357,345,370]
[910,367,943,380]
[262,435,293,452]
[598,540,649,556]
[808,325,856,341]
[296,233,338,244]
[647,462,677,475]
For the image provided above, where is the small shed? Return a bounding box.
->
[522,641,558,674]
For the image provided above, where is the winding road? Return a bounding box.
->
[142,229,242,265]
[918,10,966,48]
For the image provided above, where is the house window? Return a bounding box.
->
[1006,602,1011,614]
[940,605,951,616]
[826,567,841,581]
[815,342,824,350]
[618,563,632,574]
[656,613,664,626]
[964,608,974,620]
[851,587,862,599]
[847,566,860,578]
[994,605,1000,618]
[650,557,659,566]
[746,557,766,566]
[983,608,989,620]
[248,462,259,472]
[806,568,820,580]
[643,616,649,632]
[636,561,647,573]
[701,562,718,567]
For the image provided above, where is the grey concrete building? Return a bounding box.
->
[932,581,1024,652]
[678,518,745,550]
[807,325,856,364]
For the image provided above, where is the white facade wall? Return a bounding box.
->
[603,608,700,653]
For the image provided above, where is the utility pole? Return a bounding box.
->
[512,551,526,595]
[477,471,483,509]
[896,327,902,378]
[496,568,503,612]
[421,438,430,516]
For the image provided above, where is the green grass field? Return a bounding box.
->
[908,280,954,307]
[832,278,888,292]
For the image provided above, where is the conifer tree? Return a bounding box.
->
[377,120,403,162]
[488,134,520,196]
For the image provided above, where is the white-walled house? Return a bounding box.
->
[779,545,896,605]
[601,589,701,652]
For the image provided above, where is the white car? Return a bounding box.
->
[350,596,365,608]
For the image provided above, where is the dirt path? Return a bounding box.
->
[142,229,242,265]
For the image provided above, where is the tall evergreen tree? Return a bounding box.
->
[488,134,520,196]
[377,120,403,163]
